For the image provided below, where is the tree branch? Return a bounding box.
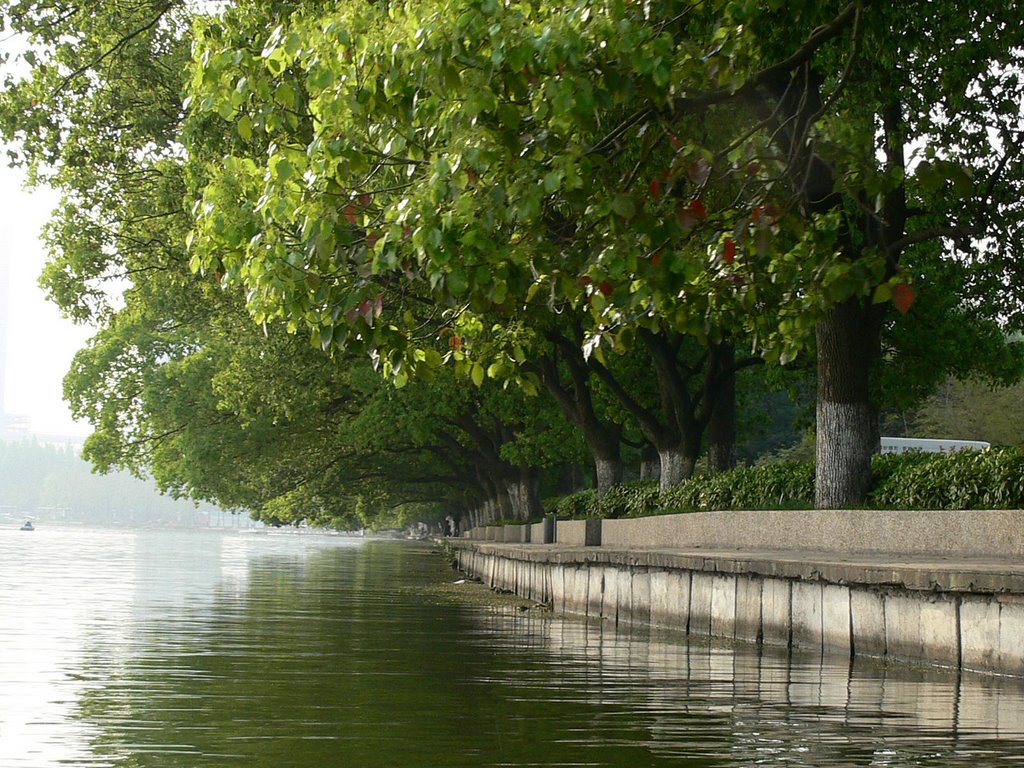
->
[669,1,863,120]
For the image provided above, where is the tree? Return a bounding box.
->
[909,377,1024,448]
[6,0,1024,515]
[184,0,1024,508]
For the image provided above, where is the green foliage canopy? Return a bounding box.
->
[185,0,1024,375]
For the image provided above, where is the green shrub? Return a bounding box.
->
[540,448,1024,522]
[594,480,661,518]
[659,460,815,513]
[869,448,1024,510]
[544,488,598,518]
[544,480,660,519]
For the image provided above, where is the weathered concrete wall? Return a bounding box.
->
[467,509,1024,556]
[452,541,1024,678]
[598,509,1024,557]
[553,518,601,547]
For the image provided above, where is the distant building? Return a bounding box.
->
[880,437,991,454]
[0,412,31,443]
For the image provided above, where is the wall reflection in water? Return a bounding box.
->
[478,608,1024,765]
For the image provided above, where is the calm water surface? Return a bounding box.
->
[2,526,1024,767]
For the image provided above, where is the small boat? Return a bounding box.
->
[20,521,34,531]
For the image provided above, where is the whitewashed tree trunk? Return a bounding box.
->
[815,401,876,508]
[506,472,541,521]
[640,454,660,481]
[814,300,881,508]
[658,448,695,491]
[594,457,623,496]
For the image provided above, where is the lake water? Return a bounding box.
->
[2,527,1024,767]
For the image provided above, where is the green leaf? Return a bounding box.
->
[611,194,636,219]
[448,269,469,296]
[237,114,253,141]
[270,155,294,181]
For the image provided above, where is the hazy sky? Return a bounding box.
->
[0,162,92,436]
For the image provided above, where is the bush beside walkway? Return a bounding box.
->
[542,448,1024,521]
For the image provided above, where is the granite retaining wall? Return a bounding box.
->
[451,526,1024,678]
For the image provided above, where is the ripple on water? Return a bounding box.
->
[3,529,1024,767]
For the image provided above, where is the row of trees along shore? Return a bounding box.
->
[2,0,1023,530]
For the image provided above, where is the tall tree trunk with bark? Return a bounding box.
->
[815,298,882,508]
[505,465,542,521]
[639,443,660,481]
[532,346,624,497]
[657,435,702,488]
[708,341,738,473]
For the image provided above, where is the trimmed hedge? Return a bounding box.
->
[869,448,1024,510]
[542,448,1024,520]
[660,460,814,513]
[545,481,659,520]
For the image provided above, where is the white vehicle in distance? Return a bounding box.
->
[880,437,991,455]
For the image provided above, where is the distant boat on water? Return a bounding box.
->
[20,521,34,531]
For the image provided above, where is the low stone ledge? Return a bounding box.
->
[554,518,601,547]
[599,509,1024,558]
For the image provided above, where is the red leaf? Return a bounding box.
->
[690,199,707,219]
[892,283,915,314]
[667,132,682,150]
[366,231,380,249]
[649,178,662,201]
[358,193,372,207]
[723,237,736,264]
[344,204,358,224]
[598,280,614,297]
[578,275,592,286]
[650,252,663,266]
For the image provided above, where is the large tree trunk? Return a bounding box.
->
[535,350,624,498]
[594,455,623,496]
[505,467,542,521]
[815,299,881,508]
[658,447,694,490]
[657,426,703,489]
[708,342,737,473]
[639,444,660,481]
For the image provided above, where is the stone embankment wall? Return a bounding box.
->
[452,509,1024,678]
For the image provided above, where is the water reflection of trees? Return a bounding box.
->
[68,540,507,767]
[65,538,1024,767]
